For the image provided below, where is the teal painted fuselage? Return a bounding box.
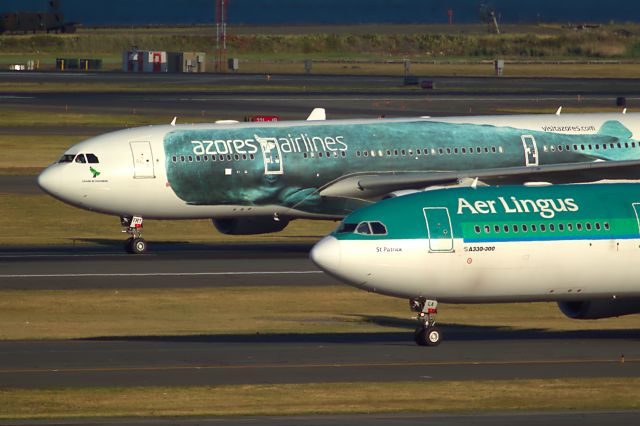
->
[163,118,640,218]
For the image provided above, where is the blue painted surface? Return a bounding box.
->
[2,0,638,26]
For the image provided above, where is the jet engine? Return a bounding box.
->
[558,298,640,319]
[212,217,290,235]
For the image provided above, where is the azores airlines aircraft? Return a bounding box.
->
[311,183,640,346]
[38,110,640,253]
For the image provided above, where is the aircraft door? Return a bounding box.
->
[255,134,284,175]
[130,141,156,179]
[423,207,454,252]
[633,203,640,233]
[521,135,539,167]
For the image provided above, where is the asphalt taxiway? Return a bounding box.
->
[0,244,339,289]
[0,327,638,389]
[3,412,640,426]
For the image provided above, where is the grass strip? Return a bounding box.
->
[0,287,638,340]
[0,194,337,245]
[1,379,639,419]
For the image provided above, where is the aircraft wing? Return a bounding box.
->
[318,160,640,200]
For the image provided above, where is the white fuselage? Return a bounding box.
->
[313,235,640,303]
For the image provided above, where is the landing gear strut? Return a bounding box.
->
[121,216,147,254]
[410,298,441,347]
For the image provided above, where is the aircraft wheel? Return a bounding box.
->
[414,326,441,347]
[124,237,135,254]
[131,238,147,255]
[425,326,441,347]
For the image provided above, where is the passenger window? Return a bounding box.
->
[531,224,537,232]
[370,222,388,235]
[503,225,509,233]
[355,222,372,235]
[595,223,601,230]
[567,223,573,231]
[540,224,546,232]
[522,224,528,232]
[75,154,87,163]
[172,156,177,163]
[604,222,610,230]
[86,154,99,163]
[549,224,555,232]
[474,225,480,234]
[586,223,592,231]
[559,224,564,231]
[577,223,583,231]
[494,225,500,233]
[484,225,490,233]
[513,224,518,232]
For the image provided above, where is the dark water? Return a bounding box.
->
[2,0,639,26]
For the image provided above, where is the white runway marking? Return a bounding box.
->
[0,271,323,279]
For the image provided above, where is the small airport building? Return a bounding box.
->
[122,50,206,73]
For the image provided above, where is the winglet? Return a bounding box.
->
[307,108,326,121]
[171,117,177,126]
[555,106,562,116]
[471,177,478,190]
[623,108,627,114]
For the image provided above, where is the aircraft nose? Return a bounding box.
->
[310,235,341,275]
[38,166,67,200]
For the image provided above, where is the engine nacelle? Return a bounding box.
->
[558,298,640,319]
[212,217,290,235]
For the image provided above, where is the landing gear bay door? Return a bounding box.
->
[255,134,283,175]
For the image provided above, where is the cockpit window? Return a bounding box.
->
[369,221,388,235]
[337,221,388,236]
[356,222,372,235]
[75,154,87,164]
[58,154,75,163]
[337,222,358,234]
[86,153,99,164]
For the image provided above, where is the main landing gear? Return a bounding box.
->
[121,216,147,254]
[410,298,441,347]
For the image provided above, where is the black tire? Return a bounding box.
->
[414,326,441,347]
[414,326,428,346]
[124,237,134,254]
[131,238,147,255]
[425,326,441,347]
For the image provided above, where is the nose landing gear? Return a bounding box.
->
[410,298,441,347]
[121,216,147,254]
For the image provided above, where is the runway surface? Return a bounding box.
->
[2,411,640,426]
[0,73,637,120]
[3,411,640,426]
[0,244,339,289]
[0,328,638,389]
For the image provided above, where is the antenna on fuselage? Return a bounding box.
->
[171,117,177,126]
[623,108,627,114]
[555,106,562,115]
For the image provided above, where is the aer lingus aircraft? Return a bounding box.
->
[311,182,640,346]
[38,110,640,253]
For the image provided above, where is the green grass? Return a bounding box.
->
[0,194,337,245]
[0,287,638,340]
[2,379,639,419]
